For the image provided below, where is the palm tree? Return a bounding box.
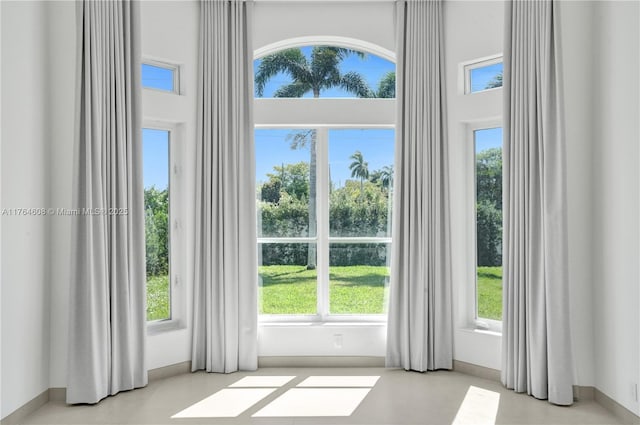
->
[349,151,369,197]
[370,165,393,190]
[368,72,395,98]
[255,46,371,269]
[255,47,371,98]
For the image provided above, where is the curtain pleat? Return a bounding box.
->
[501,0,574,405]
[386,0,452,372]
[67,0,147,404]
[191,0,257,373]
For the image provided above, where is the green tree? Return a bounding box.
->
[476,147,502,266]
[144,186,169,277]
[476,200,502,266]
[255,46,371,269]
[485,72,503,89]
[368,71,395,98]
[476,148,502,209]
[349,150,369,197]
[369,165,393,190]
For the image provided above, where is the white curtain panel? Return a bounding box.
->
[386,0,453,372]
[501,0,574,405]
[67,0,147,404]
[191,0,258,373]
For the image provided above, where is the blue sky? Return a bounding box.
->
[475,127,503,153]
[141,64,174,91]
[143,128,169,190]
[470,62,503,93]
[255,129,395,187]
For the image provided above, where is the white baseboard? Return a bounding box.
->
[595,388,640,424]
[258,355,385,368]
[452,359,501,382]
[0,390,48,425]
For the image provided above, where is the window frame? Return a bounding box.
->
[461,54,503,95]
[466,120,503,333]
[143,120,186,333]
[142,58,182,95]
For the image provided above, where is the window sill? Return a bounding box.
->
[459,327,502,337]
[259,321,386,327]
[147,319,185,335]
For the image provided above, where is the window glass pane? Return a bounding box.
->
[142,63,175,92]
[256,129,316,238]
[143,128,170,321]
[254,46,396,98]
[469,62,503,93]
[259,243,317,314]
[475,127,503,320]
[329,243,389,314]
[329,129,394,237]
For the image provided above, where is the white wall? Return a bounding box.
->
[590,0,640,415]
[140,0,199,371]
[1,1,51,418]
[557,0,598,388]
[47,0,76,390]
[444,0,504,371]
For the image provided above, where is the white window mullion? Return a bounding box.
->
[316,128,330,319]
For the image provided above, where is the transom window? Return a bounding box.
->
[142,60,180,94]
[254,44,396,321]
[464,57,503,94]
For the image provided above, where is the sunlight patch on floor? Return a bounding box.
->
[451,385,501,425]
[252,388,372,417]
[297,375,380,387]
[229,376,296,387]
[171,388,277,418]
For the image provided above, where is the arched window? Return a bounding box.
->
[254,42,396,321]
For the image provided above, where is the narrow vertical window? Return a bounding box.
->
[475,127,503,321]
[143,128,171,321]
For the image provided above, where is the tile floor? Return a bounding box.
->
[17,367,623,425]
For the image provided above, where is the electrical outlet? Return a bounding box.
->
[334,334,343,349]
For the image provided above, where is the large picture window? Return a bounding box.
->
[256,128,394,318]
[254,44,395,320]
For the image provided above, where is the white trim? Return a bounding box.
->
[466,120,503,334]
[142,121,187,332]
[317,128,330,320]
[254,36,395,62]
[255,98,396,127]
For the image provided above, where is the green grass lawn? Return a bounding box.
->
[146,265,502,320]
[146,274,170,321]
[477,266,502,320]
[259,265,388,314]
